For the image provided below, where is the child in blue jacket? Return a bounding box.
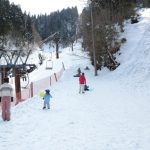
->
[43,89,52,109]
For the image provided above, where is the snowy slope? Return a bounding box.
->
[110,9,150,97]
[1,9,150,150]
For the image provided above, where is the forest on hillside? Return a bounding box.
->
[0,0,78,49]
[32,7,79,46]
[0,0,34,49]
[80,0,150,71]
[1,0,150,71]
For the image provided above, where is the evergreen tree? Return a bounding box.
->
[0,0,37,49]
[0,0,11,36]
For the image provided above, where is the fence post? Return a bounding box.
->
[54,73,57,82]
[50,76,51,86]
[62,62,65,70]
[30,82,33,97]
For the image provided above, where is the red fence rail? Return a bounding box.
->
[17,62,65,103]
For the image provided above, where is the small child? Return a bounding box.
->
[43,89,52,109]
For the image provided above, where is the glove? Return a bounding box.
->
[11,97,13,102]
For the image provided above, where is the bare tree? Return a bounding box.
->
[80,0,136,71]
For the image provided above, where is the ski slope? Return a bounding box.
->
[1,8,150,150]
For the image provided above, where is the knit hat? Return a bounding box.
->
[45,89,50,93]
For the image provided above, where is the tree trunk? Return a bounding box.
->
[56,42,59,59]
[15,68,21,104]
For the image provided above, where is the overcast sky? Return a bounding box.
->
[9,0,86,15]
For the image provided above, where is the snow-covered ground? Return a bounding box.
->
[1,8,150,150]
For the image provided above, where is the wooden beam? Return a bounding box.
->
[14,68,21,104]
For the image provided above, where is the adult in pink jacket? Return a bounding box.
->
[0,77,13,121]
[79,72,86,93]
